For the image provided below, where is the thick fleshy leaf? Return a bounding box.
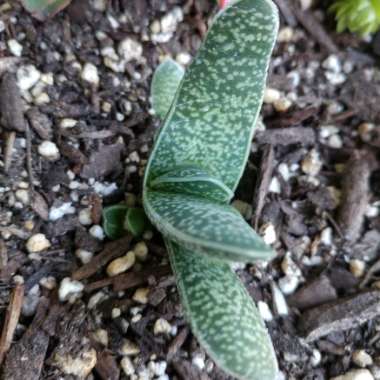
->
[167,239,278,380]
[145,0,279,191]
[144,191,274,262]
[151,59,185,120]
[103,204,128,240]
[124,208,150,237]
[150,165,233,203]
[21,0,71,20]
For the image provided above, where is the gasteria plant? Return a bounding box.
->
[144,1,279,379]
[330,0,380,35]
[21,0,71,20]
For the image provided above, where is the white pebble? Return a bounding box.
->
[81,62,99,86]
[311,349,322,367]
[49,202,75,221]
[17,65,41,91]
[261,223,277,245]
[301,149,322,176]
[15,189,29,205]
[153,318,172,335]
[321,227,333,246]
[271,282,289,316]
[263,87,281,104]
[79,208,92,226]
[58,277,84,302]
[327,134,343,149]
[350,259,366,278]
[75,249,93,264]
[60,118,77,129]
[38,141,60,161]
[278,163,290,181]
[192,355,205,370]
[323,55,342,73]
[269,177,281,194]
[8,39,23,57]
[134,241,148,261]
[118,38,143,62]
[120,339,140,356]
[278,275,300,295]
[26,233,51,253]
[120,357,135,376]
[257,301,274,322]
[352,350,373,368]
[89,225,105,240]
[106,251,135,276]
[274,97,292,113]
[132,288,149,304]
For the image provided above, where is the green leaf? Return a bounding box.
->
[103,204,128,240]
[167,239,278,380]
[145,0,279,192]
[151,59,185,120]
[150,165,233,203]
[21,0,71,20]
[124,208,150,237]
[144,191,274,262]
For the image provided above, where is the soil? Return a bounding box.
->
[0,0,380,379]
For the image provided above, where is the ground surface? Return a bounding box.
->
[0,0,380,379]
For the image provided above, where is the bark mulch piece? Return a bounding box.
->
[255,126,316,146]
[95,349,120,380]
[338,151,374,242]
[0,283,24,366]
[299,290,380,342]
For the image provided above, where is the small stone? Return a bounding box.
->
[134,241,148,261]
[120,357,135,376]
[39,276,56,290]
[49,202,75,221]
[79,208,92,226]
[311,349,322,367]
[271,282,289,316]
[17,65,41,91]
[75,249,94,264]
[358,123,375,142]
[26,233,51,253]
[58,277,84,302]
[153,318,172,335]
[269,177,281,194]
[277,27,294,42]
[38,141,60,161]
[118,38,143,62]
[176,52,191,65]
[89,225,105,240]
[106,251,135,276]
[257,301,274,322]
[53,348,97,378]
[92,0,107,11]
[274,97,292,113]
[15,189,29,205]
[93,328,109,347]
[279,275,300,295]
[192,355,205,370]
[353,350,373,368]
[263,87,281,104]
[321,227,333,246]
[81,62,99,87]
[22,284,40,317]
[112,308,121,318]
[320,125,339,138]
[34,92,50,105]
[323,55,341,73]
[132,287,149,304]
[301,149,322,176]
[330,369,374,380]
[60,118,77,129]
[278,162,290,181]
[327,134,343,149]
[350,259,366,278]
[120,339,140,356]
[8,39,23,57]
[261,223,277,245]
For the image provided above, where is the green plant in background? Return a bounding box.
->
[330,0,380,35]
[143,0,279,378]
[21,0,71,20]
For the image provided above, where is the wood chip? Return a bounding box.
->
[95,349,120,380]
[72,235,132,280]
[0,283,24,366]
[255,127,316,146]
[252,145,275,229]
[338,151,373,242]
[167,327,189,361]
[299,290,380,342]
[3,131,16,173]
[0,73,26,132]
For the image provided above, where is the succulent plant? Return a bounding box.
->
[21,0,71,20]
[330,0,380,35]
[144,0,279,379]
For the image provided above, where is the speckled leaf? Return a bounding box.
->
[167,239,278,380]
[151,59,185,120]
[145,0,279,191]
[145,191,274,262]
[150,165,233,203]
[21,0,71,20]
